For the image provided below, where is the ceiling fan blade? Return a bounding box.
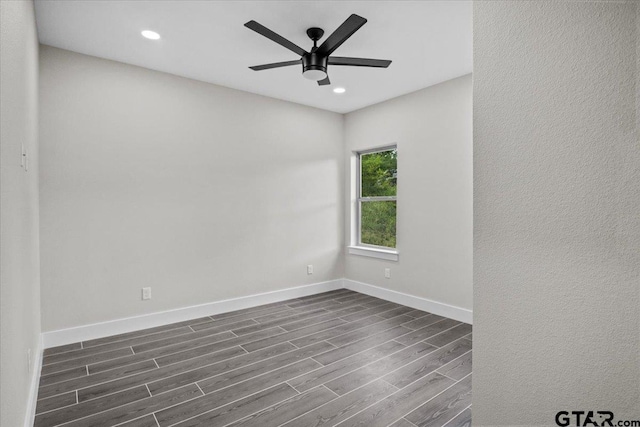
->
[317,76,331,86]
[249,60,302,71]
[245,20,307,57]
[328,57,392,68]
[317,14,367,57]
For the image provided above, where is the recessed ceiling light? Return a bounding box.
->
[141,30,161,40]
[333,87,346,94]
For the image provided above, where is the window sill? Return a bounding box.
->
[348,246,399,262]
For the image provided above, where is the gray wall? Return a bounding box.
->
[0,0,42,426]
[39,46,344,332]
[474,2,639,425]
[344,75,472,312]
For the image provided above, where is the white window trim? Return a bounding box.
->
[348,245,399,261]
[350,145,398,261]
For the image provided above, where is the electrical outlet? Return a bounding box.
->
[307,265,313,275]
[27,348,32,374]
[142,287,152,300]
[385,268,391,279]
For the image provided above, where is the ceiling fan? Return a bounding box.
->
[244,14,392,86]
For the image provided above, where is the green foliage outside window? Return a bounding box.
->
[360,149,397,248]
[361,201,397,247]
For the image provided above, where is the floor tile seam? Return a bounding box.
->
[321,342,446,395]
[434,350,472,374]
[39,383,207,427]
[421,326,472,347]
[37,343,253,402]
[279,375,404,427]
[33,385,158,427]
[34,396,79,417]
[440,404,473,427]
[302,339,422,391]
[399,372,472,425]
[191,346,336,396]
[45,324,209,362]
[397,322,465,347]
[42,346,136,370]
[170,381,340,427]
[326,320,419,348]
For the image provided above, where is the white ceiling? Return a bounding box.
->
[34,1,472,114]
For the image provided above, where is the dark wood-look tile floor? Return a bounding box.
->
[35,290,472,427]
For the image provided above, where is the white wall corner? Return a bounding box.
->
[42,279,344,349]
[343,279,472,324]
[25,334,43,427]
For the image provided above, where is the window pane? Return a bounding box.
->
[361,149,397,197]
[361,200,396,248]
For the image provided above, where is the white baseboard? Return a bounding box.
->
[343,279,473,324]
[25,334,43,427]
[42,278,472,349]
[42,279,343,349]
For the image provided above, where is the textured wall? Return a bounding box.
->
[344,75,472,312]
[474,2,639,425]
[39,46,344,331]
[0,0,42,426]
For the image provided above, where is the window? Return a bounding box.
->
[356,147,397,252]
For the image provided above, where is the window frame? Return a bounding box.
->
[355,145,398,251]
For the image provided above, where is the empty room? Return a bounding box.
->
[1,1,638,427]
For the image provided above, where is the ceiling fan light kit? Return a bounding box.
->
[302,57,328,81]
[245,14,391,86]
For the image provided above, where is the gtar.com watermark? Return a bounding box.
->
[555,411,640,427]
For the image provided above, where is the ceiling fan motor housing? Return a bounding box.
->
[302,53,328,78]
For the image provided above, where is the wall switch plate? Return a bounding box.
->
[307,265,313,275]
[142,287,152,300]
[385,268,391,279]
